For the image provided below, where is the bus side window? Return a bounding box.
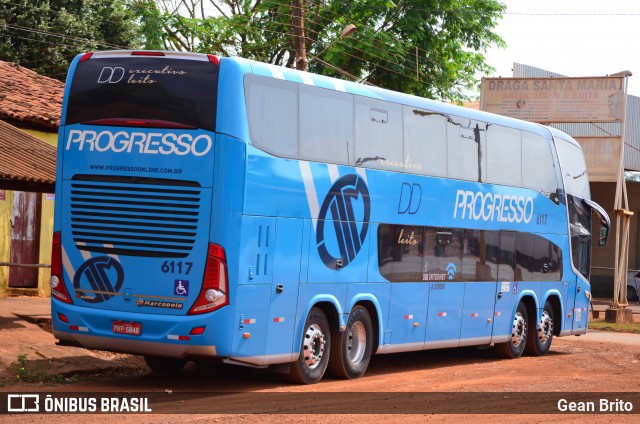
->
[245,75,298,158]
[403,107,448,177]
[447,116,485,183]
[378,225,425,282]
[516,232,535,282]
[486,125,522,187]
[354,98,403,170]
[299,84,354,165]
[422,228,463,280]
[522,132,559,200]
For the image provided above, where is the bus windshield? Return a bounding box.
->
[65,54,218,131]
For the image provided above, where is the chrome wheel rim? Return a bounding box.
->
[537,310,553,345]
[511,311,527,347]
[303,323,326,369]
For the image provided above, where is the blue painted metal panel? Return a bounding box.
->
[460,282,496,342]
[387,283,429,346]
[237,216,275,285]
[60,125,216,186]
[425,282,464,346]
[58,178,212,315]
[571,276,590,334]
[265,217,304,358]
[232,284,272,359]
[491,281,518,342]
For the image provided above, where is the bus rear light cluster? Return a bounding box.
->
[50,232,73,304]
[131,51,165,56]
[188,243,229,315]
[79,52,93,62]
[167,327,205,341]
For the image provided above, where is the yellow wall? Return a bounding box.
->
[0,128,57,296]
[0,190,13,296]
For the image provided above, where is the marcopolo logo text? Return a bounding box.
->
[454,189,534,224]
[66,129,212,157]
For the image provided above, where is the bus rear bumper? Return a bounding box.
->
[51,299,234,359]
[54,329,217,358]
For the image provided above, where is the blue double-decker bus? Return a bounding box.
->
[51,50,610,384]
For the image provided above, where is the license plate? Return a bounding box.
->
[112,321,142,336]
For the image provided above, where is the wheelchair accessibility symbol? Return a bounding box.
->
[174,279,189,296]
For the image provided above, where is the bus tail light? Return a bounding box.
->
[79,52,93,62]
[188,243,228,315]
[50,232,72,304]
[131,51,166,56]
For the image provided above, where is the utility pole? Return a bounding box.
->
[607,71,634,323]
[292,0,307,71]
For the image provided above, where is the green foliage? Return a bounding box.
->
[0,0,505,98]
[132,0,505,101]
[0,0,142,80]
[5,353,85,385]
[10,354,46,383]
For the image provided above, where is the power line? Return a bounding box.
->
[505,12,640,16]
[261,8,471,92]
[2,24,129,49]
[1,1,475,96]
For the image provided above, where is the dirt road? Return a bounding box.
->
[2,329,640,423]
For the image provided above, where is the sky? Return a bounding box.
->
[482,0,640,96]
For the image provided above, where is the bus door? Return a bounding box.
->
[460,231,516,346]
[567,197,610,335]
[490,231,518,344]
[568,230,591,335]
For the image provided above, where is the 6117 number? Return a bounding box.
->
[161,260,193,275]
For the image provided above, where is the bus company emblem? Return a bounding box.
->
[98,67,125,84]
[316,174,370,270]
[73,256,125,303]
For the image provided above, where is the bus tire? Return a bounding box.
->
[288,307,330,384]
[525,300,554,356]
[328,305,373,379]
[495,300,528,359]
[144,355,187,374]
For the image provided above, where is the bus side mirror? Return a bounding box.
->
[598,225,609,247]
[584,199,610,247]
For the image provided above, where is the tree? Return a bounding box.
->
[0,0,142,80]
[132,0,505,101]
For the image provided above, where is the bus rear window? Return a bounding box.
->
[65,56,218,131]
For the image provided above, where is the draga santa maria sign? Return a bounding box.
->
[480,76,624,123]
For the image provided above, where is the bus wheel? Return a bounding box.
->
[288,307,330,384]
[495,301,528,359]
[328,305,373,379]
[525,300,554,356]
[144,355,187,374]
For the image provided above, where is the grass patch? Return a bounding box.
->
[1,354,87,386]
[589,320,640,334]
